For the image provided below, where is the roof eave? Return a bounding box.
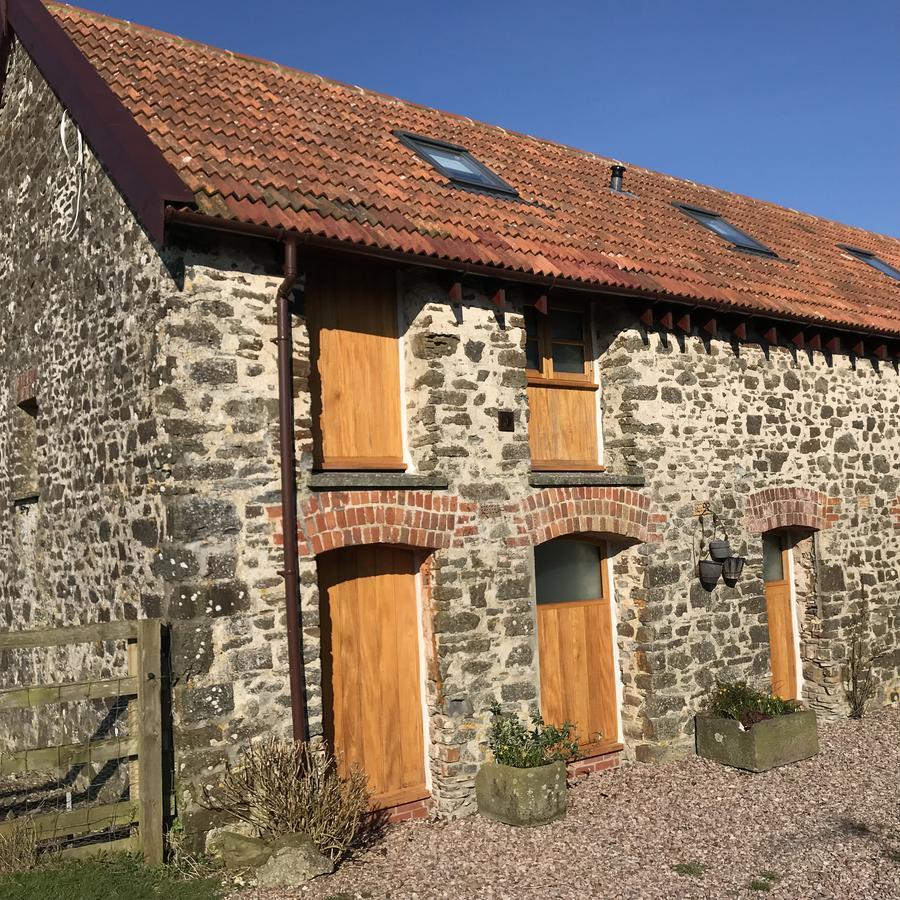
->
[4,0,195,244]
[165,207,900,341]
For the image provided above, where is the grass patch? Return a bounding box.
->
[749,871,781,892]
[671,861,708,877]
[0,853,222,900]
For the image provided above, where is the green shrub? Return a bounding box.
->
[706,681,800,728]
[486,702,579,768]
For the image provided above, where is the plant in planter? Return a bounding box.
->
[695,681,819,772]
[475,703,578,826]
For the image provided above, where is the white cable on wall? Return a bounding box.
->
[59,111,85,239]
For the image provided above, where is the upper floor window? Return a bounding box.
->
[394,131,518,197]
[524,301,601,471]
[839,245,900,282]
[675,203,776,257]
[306,259,405,471]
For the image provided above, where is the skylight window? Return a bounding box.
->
[675,203,776,257]
[395,131,518,197]
[840,245,900,281]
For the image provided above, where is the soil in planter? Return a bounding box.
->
[738,710,771,730]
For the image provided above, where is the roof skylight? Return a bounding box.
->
[675,203,776,257]
[840,245,900,282]
[395,131,518,197]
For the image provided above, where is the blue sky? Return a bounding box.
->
[78,0,899,237]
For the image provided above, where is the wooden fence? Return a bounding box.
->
[0,620,165,864]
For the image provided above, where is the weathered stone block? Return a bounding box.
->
[256,833,334,886]
[695,711,819,772]
[475,761,566,826]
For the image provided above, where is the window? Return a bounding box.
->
[536,539,604,605]
[762,532,786,583]
[839,245,900,281]
[306,258,405,471]
[675,203,776,257]
[394,131,518,197]
[524,301,601,471]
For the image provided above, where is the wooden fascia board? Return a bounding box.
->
[7,0,195,244]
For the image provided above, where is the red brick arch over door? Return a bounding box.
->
[266,490,477,557]
[505,487,665,547]
[743,487,840,534]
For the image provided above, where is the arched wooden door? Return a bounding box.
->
[762,531,799,700]
[318,545,429,808]
[535,538,621,756]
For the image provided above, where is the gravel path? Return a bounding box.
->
[238,709,900,900]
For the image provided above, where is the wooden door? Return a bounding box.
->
[763,532,798,700]
[535,539,620,756]
[319,546,428,808]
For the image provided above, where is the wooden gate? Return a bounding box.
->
[0,620,165,864]
[319,546,428,809]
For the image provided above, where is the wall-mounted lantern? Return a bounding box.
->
[721,555,746,587]
[695,508,746,592]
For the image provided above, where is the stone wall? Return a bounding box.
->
[0,42,293,836]
[0,42,173,760]
[600,298,900,757]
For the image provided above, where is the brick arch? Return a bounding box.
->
[270,490,475,557]
[743,487,839,534]
[505,487,665,547]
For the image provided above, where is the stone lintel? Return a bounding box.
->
[528,472,645,488]
[308,472,450,491]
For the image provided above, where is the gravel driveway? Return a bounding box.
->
[238,709,900,900]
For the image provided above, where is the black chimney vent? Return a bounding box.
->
[610,164,626,192]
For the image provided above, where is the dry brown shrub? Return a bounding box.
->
[844,622,887,719]
[0,818,38,875]
[202,737,371,861]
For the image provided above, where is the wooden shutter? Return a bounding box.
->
[528,383,600,470]
[319,546,428,808]
[307,259,405,470]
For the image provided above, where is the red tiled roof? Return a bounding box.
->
[46,2,900,335]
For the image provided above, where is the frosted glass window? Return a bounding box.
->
[535,540,603,604]
[762,533,785,582]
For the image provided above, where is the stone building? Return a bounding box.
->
[2,1,899,837]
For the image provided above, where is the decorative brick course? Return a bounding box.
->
[567,749,621,780]
[13,368,36,406]
[268,491,477,557]
[385,798,430,824]
[743,487,840,534]
[505,487,665,547]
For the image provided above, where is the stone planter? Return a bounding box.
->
[695,709,819,772]
[475,760,567,826]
